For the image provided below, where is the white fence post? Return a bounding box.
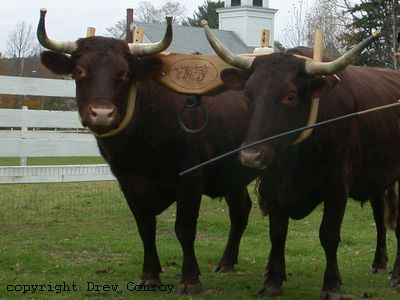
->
[20,106,28,166]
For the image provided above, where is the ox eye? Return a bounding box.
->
[119,71,131,82]
[72,66,86,80]
[282,93,297,107]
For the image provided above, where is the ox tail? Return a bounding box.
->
[384,180,398,231]
[255,178,268,217]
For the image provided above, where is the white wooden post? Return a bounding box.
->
[20,106,28,166]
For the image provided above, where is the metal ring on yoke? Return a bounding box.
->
[178,95,209,134]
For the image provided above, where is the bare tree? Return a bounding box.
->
[134,1,186,23]
[304,0,350,55]
[5,22,38,76]
[282,0,309,48]
[106,20,127,39]
[106,1,187,39]
[160,1,187,24]
[135,1,163,23]
[282,0,350,55]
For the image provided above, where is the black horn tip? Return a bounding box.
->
[372,30,381,38]
[40,8,47,17]
[165,15,173,24]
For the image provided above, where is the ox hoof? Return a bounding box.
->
[390,277,400,290]
[177,283,202,295]
[135,278,161,287]
[213,263,235,273]
[319,289,345,300]
[255,284,282,297]
[371,267,387,275]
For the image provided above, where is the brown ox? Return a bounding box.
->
[204,25,400,299]
[37,10,259,294]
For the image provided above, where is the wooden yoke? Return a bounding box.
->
[260,29,270,48]
[83,11,273,96]
[292,28,324,145]
[313,29,324,62]
[154,52,238,95]
[254,29,274,54]
[153,29,272,96]
[133,27,144,43]
[86,27,96,37]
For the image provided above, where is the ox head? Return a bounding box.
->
[37,9,172,137]
[203,23,379,169]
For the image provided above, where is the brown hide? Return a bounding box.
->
[40,36,259,293]
[221,46,400,297]
[240,47,400,200]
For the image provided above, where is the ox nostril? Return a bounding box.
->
[86,105,117,131]
[107,107,115,118]
[90,107,98,118]
[239,148,269,169]
[90,107,115,120]
[240,149,261,163]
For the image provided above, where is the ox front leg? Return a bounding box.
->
[214,187,252,273]
[175,190,202,295]
[370,192,388,274]
[257,207,289,297]
[319,195,347,300]
[390,182,400,290]
[256,179,288,297]
[391,219,400,290]
[134,214,162,286]
[118,175,165,287]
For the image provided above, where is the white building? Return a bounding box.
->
[217,0,278,48]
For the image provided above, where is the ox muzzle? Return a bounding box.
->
[79,81,137,138]
[82,101,119,135]
[239,145,274,169]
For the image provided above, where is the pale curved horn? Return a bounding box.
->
[305,31,381,76]
[37,8,77,54]
[202,20,254,70]
[128,15,173,56]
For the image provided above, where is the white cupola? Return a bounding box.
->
[217,0,278,48]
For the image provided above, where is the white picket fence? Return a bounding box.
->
[0,75,115,184]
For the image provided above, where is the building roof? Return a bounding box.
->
[133,22,252,55]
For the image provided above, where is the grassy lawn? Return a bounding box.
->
[0,156,106,166]
[0,181,399,299]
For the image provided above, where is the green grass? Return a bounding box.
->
[0,156,106,166]
[0,181,399,299]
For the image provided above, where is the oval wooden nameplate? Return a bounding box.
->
[155,52,244,95]
[155,51,273,95]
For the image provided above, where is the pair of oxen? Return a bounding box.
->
[37,9,400,299]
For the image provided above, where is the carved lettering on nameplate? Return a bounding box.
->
[168,58,218,90]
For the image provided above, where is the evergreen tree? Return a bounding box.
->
[182,0,224,28]
[343,0,399,68]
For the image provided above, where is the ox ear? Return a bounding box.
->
[220,68,249,91]
[309,75,340,98]
[40,51,74,75]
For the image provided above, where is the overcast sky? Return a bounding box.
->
[0,0,298,54]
